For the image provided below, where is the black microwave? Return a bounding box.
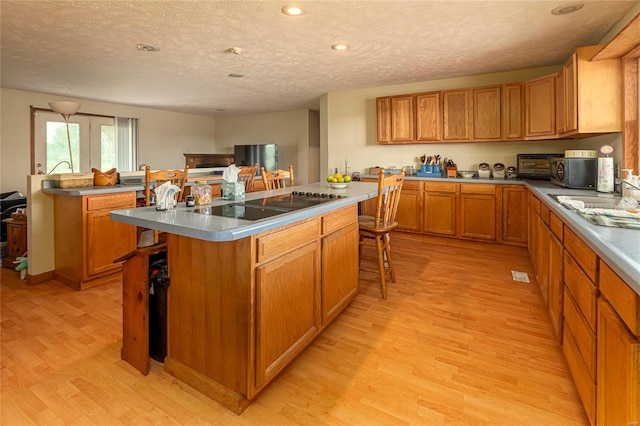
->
[516,153,563,180]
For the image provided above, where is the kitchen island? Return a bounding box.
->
[110,182,378,413]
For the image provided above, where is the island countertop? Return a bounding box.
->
[110,182,378,242]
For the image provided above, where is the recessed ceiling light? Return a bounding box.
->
[331,44,349,51]
[228,73,244,78]
[282,5,303,16]
[551,3,584,15]
[136,43,159,52]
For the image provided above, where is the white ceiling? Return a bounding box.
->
[1,1,637,117]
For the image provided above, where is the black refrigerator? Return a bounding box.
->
[233,144,278,172]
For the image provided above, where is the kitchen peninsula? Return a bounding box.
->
[110,182,378,413]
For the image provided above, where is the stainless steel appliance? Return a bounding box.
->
[550,157,597,189]
[233,144,278,171]
[516,153,563,180]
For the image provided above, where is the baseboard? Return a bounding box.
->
[25,270,55,285]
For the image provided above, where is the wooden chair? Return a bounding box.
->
[144,165,189,206]
[260,165,294,190]
[141,165,189,245]
[237,163,258,193]
[358,170,405,299]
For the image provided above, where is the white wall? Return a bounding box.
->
[1,88,217,194]
[214,109,311,184]
[321,66,622,177]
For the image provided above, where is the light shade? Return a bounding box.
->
[48,101,81,117]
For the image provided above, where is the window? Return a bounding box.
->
[33,110,138,174]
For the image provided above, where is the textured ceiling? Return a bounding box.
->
[1,1,637,116]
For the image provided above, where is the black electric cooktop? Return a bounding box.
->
[190,192,346,221]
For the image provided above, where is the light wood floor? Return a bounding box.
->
[1,233,588,425]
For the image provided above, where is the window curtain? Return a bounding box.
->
[115,117,138,171]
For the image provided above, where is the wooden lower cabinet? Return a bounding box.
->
[395,180,422,232]
[160,205,359,414]
[548,231,564,341]
[597,298,640,426]
[2,218,27,268]
[54,192,137,290]
[537,216,550,303]
[500,186,528,245]
[423,182,457,236]
[256,242,320,389]
[459,184,495,241]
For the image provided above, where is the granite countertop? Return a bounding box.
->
[525,180,640,296]
[110,181,378,242]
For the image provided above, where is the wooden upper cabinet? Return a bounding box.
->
[416,92,442,141]
[376,97,392,144]
[473,85,502,140]
[556,70,566,135]
[559,44,622,137]
[443,89,472,141]
[503,83,524,140]
[525,74,556,139]
[391,95,415,142]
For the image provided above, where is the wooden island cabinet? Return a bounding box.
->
[158,204,359,413]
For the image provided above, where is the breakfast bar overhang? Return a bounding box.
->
[110,182,378,414]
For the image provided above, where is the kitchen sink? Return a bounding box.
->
[550,194,623,210]
[549,194,640,230]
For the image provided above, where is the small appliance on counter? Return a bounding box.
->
[506,166,518,179]
[550,150,597,189]
[478,163,491,179]
[493,163,505,179]
[516,153,562,180]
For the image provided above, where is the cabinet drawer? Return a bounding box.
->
[257,219,319,263]
[322,205,357,236]
[564,227,598,282]
[564,289,596,381]
[460,183,495,194]
[540,203,550,225]
[549,211,563,241]
[564,252,598,331]
[424,182,458,193]
[403,180,421,191]
[563,324,596,426]
[86,192,136,211]
[600,261,640,336]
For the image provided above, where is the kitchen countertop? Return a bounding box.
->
[110,181,378,242]
[359,173,526,184]
[525,180,640,296]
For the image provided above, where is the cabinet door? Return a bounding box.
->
[556,70,566,135]
[396,182,422,232]
[391,95,415,142]
[86,210,137,278]
[443,89,472,140]
[537,217,550,303]
[6,222,27,258]
[376,97,392,143]
[255,242,320,389]
[564,53,578,134]
[424,192,456,235]
[460,193,496,240]
[321,223,358,325]
[548,233,564,341]
[597,298,640,426]
[525,75,556,138]
[501,186,528,244]
[503,83,524,140]
[473,86,502,140]
[416,92,442,141]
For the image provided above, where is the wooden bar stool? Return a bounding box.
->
[358,170,405,299]
[260,165,294,190]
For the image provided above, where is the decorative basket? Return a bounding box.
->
[92,168,117,186]
[52,172,94,188]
